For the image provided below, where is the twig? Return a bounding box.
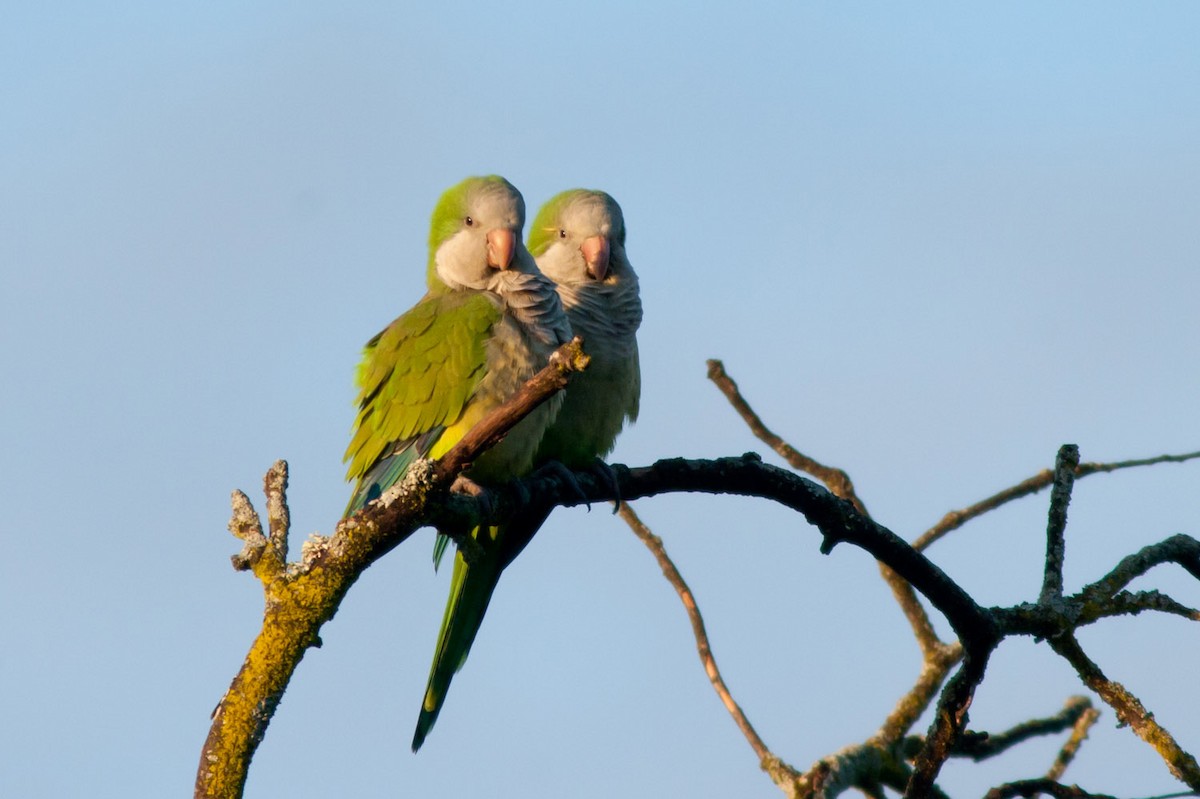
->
[870,642,963,750]
[706,359,866,514]
[617,503,782,773]
[983,778,1118,799]
[914,450,1200,552]
[908,647,998,798]
[434,337,589,481]
[1047,633,1200,789]
[1041,445,1079,605]
[1046,704,1101,782]
[1078,590,1200,625]
[1081,534,1200,602]
[706,358,945,659]
[950,696,1094,762]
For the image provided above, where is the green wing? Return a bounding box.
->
[343,290,502,515]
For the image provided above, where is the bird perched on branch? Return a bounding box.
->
[340,175,571,751]
[527,189,641,477]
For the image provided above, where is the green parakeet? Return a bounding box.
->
[341,175,571,751]
[527,189,641,470]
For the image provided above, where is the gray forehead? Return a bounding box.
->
[563,194,622,233]
[469,181,525,221]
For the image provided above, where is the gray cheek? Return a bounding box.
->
[437,235,492,288]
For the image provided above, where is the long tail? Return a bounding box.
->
[411,526,504,752]
[410,507,553,751]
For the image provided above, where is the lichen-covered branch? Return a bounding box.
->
[1047,633,1200,789]
[907,647,997,798]
[196,337,590,799]
[950,696,1095,762]
[983,779,1119,799]
[1046,703,1101,782]
[1041,445,1079,605]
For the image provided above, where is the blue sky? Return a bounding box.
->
[3,3,1199,797]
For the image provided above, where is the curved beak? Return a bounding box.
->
[580,235,610,281]
[486,228,516,270]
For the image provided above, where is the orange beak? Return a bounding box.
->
[580,235,610,281]
[486,228,516,270]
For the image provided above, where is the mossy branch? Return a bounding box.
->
[195,337,589,799]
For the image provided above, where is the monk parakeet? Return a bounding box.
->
[527,189,641,472]
[341,175,571,751]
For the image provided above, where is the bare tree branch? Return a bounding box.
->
[1046,633,1200,789]
[870,642,964,750]
[907,647,997,798]
[983,778,1118,799]
[617,502,781,769]
[706,359,866,514]
[706,358,945,661]
[914,451,1200,552]
[1046,703,1101,782]
[950,696,1095,762]
[1081,534,1200,602]
[1041,445,1080,605]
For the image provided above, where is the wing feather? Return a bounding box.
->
[343,291,503,512]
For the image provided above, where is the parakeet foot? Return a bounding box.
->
[588,458,622,514]
[450,474,496,519]
[531,460,591,510]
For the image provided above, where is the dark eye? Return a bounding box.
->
[558,229,567,239]
[465,216,474,226]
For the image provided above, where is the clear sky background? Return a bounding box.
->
[3,3,1199,797]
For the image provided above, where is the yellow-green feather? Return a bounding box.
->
[343,290,502,513]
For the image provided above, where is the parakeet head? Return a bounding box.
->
[427,175,532,291]
[528,189,628,286]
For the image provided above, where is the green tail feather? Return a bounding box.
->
[411,506,556,751]
[412,526,503,752]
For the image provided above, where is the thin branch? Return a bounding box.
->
[869,642,963,750]
[1081,534,1200,602]
[951,696,1094,762]
[983,778,1118,799]
[795,744,947,799]
[1078,589,1200,625]
[907,647,998,798]
[618,503,788,779]
[1047,633,1200,789]
[914,450,1200,552]
[1046,704,1101,782]
[706,358,945,659]
[706,359,867,515]
[434,337,590,481]
[1041,445,1080,605]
